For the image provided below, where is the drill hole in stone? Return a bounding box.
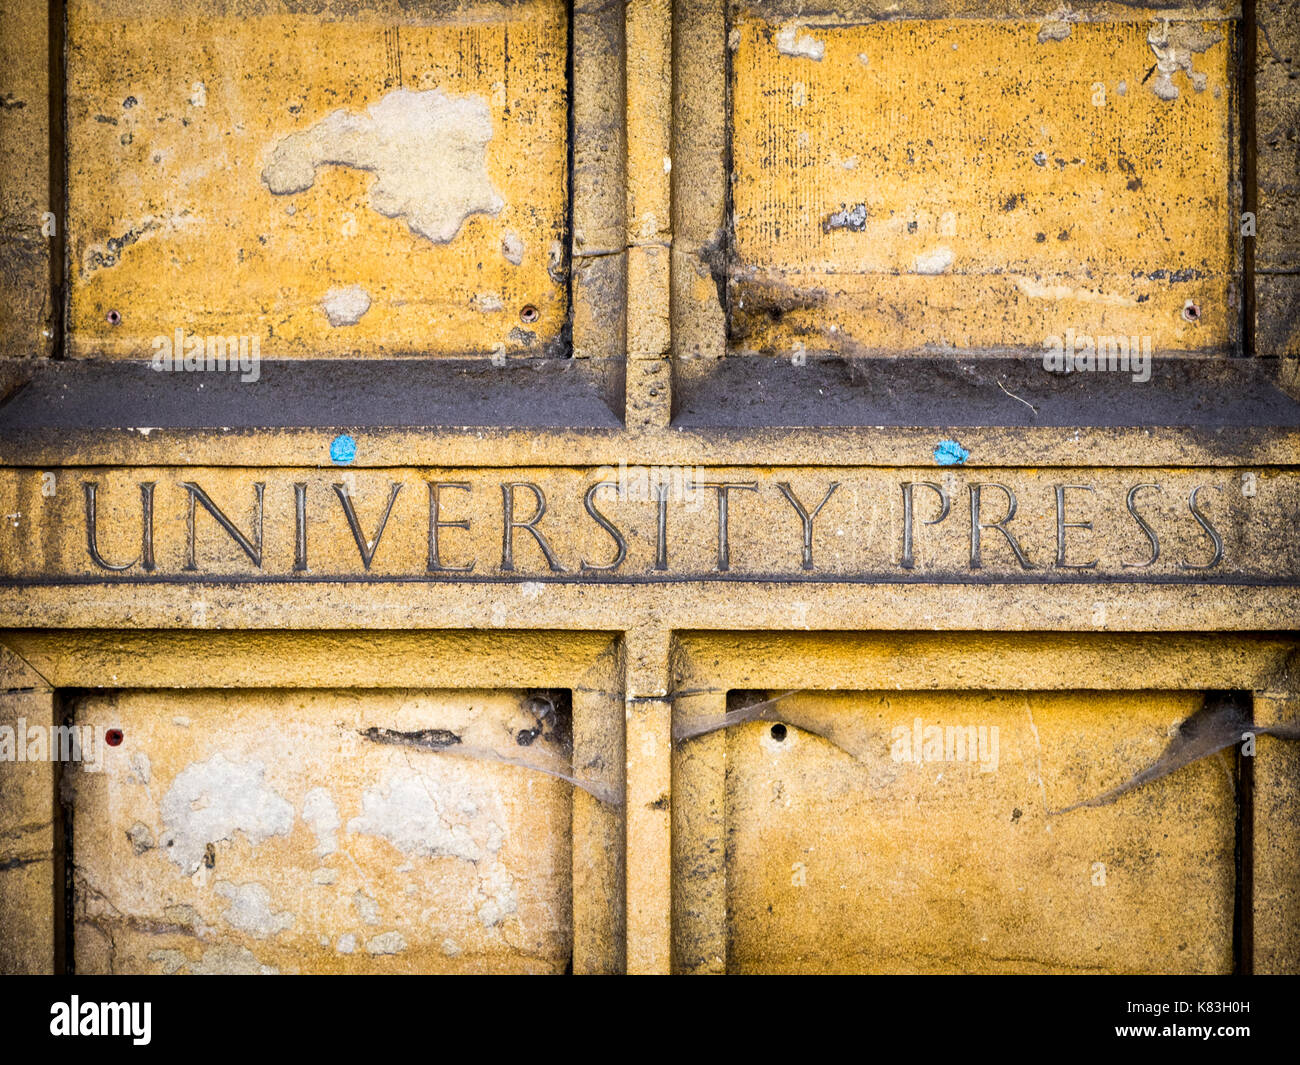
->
[519,304,539,324]
[770,723,788,742]
[106,309,121,326]
[1182,300,1201,323]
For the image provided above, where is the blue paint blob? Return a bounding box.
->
[330,434,357,465]
[933,439,969,466]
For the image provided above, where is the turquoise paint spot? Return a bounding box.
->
[934,439,969,466]
[330,434,357,465]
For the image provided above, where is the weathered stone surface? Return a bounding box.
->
[64,0,568,359]
[1,0,1297,979]
[715,690,1235,974]
[728,16,1236,356]
[0,669,56,974]
[1256,1,1300,357]
[0,0,52,359]
[71,688,574,973]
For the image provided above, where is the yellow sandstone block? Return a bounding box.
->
[730,18,1235,356]
[66,0,568,359]
[71,688,574,974]
[722,690,1234,974]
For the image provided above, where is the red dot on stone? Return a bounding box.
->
[105,729,124,747]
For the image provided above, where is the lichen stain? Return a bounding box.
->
[1146,21,1223,101]
[822,203,868,234]
[262,88,503,243]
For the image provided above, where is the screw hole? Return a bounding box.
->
[1182,300,1201,323]
[106,309,121,326]
[105,728,124,746]
[519,304,539,324]
[769,723,787,742]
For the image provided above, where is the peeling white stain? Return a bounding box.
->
[366,931,408,955]
[501,231,524,266]
[1146,20,1223,101]
[129,751,151,785]
[475,864,519,928]
[337,933,356,954]
[346,768,503,862]
[215,880,295,938]
[302,787,340,857]
[1037,21,1072,44]
[776,24,825,61]
[1015,275,1139,307]
[322,284,371,327]
[262,88,503,243]
[157,753,293,874]
[913,247,955,274]
[354,890,381,926]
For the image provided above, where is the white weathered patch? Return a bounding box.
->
[913,247,955,274]
[366,931,408,955]
[502,231,524,265]
[322,284,371,327]
[301,787,340,857]
[1037,21,1072,44]
[1146,20,1223,101]
[346,768,503,861]
[129,751,151,785]
[776,24,824,61]
[215,880,295,938]
[1015,276,1138,306]
[158,754,293,874]
[475,864,519,928]
[353,890,381,926]
[262,88,503,243]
